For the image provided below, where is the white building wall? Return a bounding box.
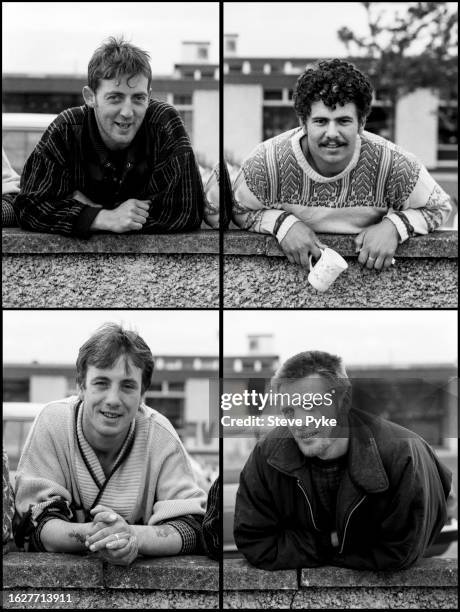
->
[184,378,218,451]
[193,89,219,167]
[224,84,264,163]
[395,88,438,169]
[30,375,68,403]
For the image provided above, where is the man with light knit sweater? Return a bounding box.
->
[14,323,207,565]
[232,59,452,271]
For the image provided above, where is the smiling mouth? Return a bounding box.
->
[322,143,345,148]
[297,431,319,440]
[115,122,132,129]
[100,411,121,420]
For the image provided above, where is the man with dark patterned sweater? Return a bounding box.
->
[232,59,452,271]
[14,37,205,238]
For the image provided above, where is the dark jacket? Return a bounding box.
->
[234,408,451,571]
[15,101,205,237]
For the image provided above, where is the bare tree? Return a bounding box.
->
[338,2,458,140]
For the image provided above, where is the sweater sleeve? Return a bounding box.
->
[14,123,99,237]
[384,164,453,242]
[146,426,207,554]
[14,406,76,549]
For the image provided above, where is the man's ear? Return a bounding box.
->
[358,119,366,135]
[82,86,96,108]
[77,384,85,400]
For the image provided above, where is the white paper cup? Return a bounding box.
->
[308,247,348,292]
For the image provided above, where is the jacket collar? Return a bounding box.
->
[266,409,389,494]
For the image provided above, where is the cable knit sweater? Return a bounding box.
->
[233,128,452,243]
[14,397,206,553]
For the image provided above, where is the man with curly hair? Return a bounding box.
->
[14,37,205,237]
[232,59,452,270]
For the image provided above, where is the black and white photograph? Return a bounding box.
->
[3,310,219,608]
[2,1,220,308]
[223,1,458,308]
[222,309,457,608]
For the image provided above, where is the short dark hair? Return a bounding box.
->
[87,36,152,92]
[293,59,373,125]
[272,350,352,413]
[76,323,154,393]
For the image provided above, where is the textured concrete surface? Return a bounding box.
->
[300,557,457,587]
[104,556,219,590]
[2,229,219,254]
[223,559,297,590]
[222,587,457,609]
[3,553,219,609]
[224,230,458,308]
[3,553,103,588]
[3,253,219,308]
[225,230,458,258]
[3,589,218,609]
[224,255,457,308]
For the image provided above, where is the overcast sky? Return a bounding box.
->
[3,310,219,363]
[224,310,457,367]
[2,2,219,75]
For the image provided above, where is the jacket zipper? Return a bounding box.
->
[339,495,366,554]
[297,479,320,532]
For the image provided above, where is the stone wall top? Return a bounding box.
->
[3,553,218,591]
[224,230,458,258]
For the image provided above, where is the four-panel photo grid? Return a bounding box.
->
[2,1,458,610]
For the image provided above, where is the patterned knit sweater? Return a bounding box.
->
[14,397,207,553]
[14,101,205,237]
[233,128,452,243]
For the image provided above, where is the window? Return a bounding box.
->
[173,94,193,106]
[3,379,30,402]
[145,397,184,431]
[197,46,208,60]
[226,39,236,53]
[263,90,283,101]
[263,106,298,140]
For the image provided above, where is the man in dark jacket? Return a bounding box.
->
[234,350,452,571]
[14,36,204,237]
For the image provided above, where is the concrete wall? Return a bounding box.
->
[396,88,439,169]
[224,230,458,308]
[224,85,263,162]
[3,553,218,609]
[2,230,219,309]
[223,557,458,609]
[194,89,219,168]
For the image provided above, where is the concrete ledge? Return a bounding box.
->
[299,557,457,587]
[2,229,219,254]
[3,553,219,609]
[223,558,297,590]
[222,558,458,609]
[104,556,219,590]
[224,230,458,258]
[3,553,104,589]
[223,230,458,308]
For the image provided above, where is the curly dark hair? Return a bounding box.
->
[293,59,373,125]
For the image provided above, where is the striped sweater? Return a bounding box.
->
[14,397,207,554]
[233,128,452,243]
[14,101,205,237]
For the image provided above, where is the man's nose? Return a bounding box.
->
[105,386,121,406]
[325,121,339,139]
[120,101,134,119]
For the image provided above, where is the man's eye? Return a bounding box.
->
[94,381,108,387]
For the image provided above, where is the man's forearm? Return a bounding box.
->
[40,518,92,553]
[132,524,182,556]
[90,208,114,231]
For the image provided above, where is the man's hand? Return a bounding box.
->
[355,218,399,270]
[279,221,327,267]
[91,199,150,233]
[86,505,138,566]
